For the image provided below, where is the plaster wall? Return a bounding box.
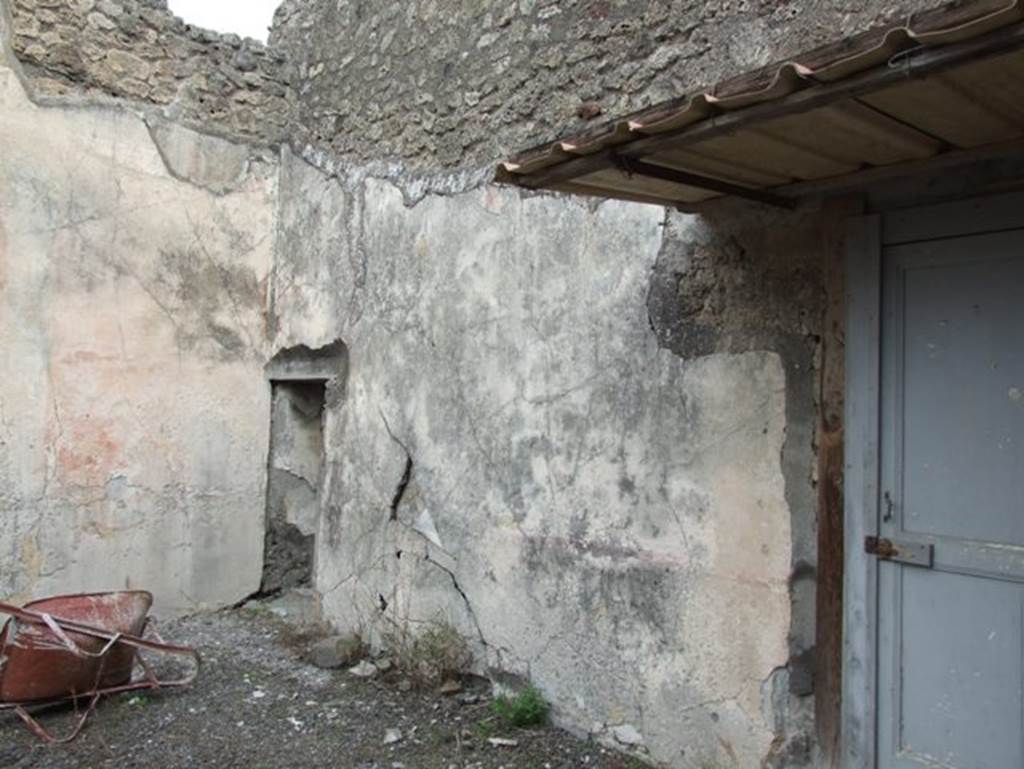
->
[0,39,276,614]
[271,152,807,768]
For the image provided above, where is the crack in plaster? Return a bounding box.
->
[389,456,413,522]
[420,550,514,671]
[378,408,414,522]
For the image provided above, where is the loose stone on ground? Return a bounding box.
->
[307,634,364,669]
[0,608,645,769]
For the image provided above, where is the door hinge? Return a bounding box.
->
[864,536,934,568]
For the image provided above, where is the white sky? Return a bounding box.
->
[167,0,280,43]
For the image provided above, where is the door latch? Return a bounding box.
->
[864,536,934,568]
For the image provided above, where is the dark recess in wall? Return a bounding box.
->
[261,379,326,595]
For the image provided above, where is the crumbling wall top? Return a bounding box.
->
[6,0,293,146]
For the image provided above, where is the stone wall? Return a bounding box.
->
[0,10,277,613]
[6,0,292,144]
[271,0,944,172]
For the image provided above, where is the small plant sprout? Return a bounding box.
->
[492,684,549,728]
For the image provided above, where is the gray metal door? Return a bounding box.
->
[876,220,1024,768]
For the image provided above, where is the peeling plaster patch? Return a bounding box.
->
[292,142,496,209]
[647,198,825,763]
[147,120,255,196]
[612,723,644,747]
[413,509,443,550]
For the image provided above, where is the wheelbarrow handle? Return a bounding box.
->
[0,601,199,662]
[0,601,202,693]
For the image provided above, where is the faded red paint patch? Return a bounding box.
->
[55,417,122,488]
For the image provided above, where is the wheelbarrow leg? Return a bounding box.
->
[14,691,102,744]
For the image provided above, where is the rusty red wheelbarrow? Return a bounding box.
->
[0,591,201,742]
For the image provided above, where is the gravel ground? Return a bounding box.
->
[1,607,644,769]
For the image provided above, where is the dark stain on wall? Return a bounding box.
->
[156,246,262,360]
[647,203,824,359]
[646,199,851,765]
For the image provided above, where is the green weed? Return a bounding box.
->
[492,685,549,728]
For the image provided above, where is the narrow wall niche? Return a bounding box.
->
[260,340,347,595]
[261,379,325,594]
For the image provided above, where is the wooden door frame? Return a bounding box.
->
[840,189,1024,769]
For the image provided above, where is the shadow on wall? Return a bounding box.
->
[261,340,348,595]
[646,199,842,768]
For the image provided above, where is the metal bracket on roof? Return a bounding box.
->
[613,154,796,210]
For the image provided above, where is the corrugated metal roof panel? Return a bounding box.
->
[688,130,860,181]
[757,104,944,165]
[863,49,1024,148]
[650,148,791,187]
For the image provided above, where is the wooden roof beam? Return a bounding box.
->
[613,157,796,209]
